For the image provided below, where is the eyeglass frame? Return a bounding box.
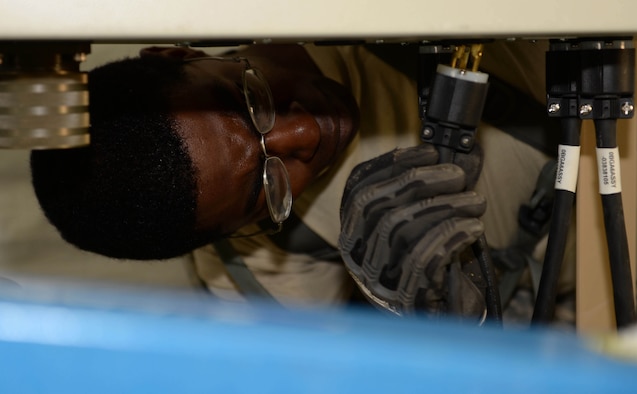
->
[182,55,293,236]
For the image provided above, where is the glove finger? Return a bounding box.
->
[340,163,466,258]
[345,217,484,316]
[401,217,484,314]
[342,143,439,209]
[359,191,486,279]
[340,191,486,280]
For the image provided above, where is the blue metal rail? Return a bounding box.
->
[0,283,634,393]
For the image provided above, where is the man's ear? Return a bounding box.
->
[139,46,207,60]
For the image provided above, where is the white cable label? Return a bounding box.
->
[596,147,622,195]
[555,145,580,193]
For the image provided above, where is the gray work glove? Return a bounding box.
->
[339,143,487,320]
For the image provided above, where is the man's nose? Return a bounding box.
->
[264,101,321,162]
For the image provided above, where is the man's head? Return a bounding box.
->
[30,45,359,260]
[30,53,208,259]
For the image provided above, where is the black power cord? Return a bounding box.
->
[419,44,503,325]
[533,38,636,329]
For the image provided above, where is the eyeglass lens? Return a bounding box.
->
[243,68,275,134]
[243,66,292,226]
[264,157,293,224]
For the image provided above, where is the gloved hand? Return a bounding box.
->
[339,143,487,320]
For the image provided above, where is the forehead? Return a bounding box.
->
[170,69,263,234]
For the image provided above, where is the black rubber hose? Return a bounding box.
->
[594,118,636,328]
[532,118,581,324]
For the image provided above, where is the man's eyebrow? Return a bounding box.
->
[208,80,241,111]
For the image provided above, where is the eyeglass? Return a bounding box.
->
[183,56,292,234]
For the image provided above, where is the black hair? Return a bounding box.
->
[30,55,217,260]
